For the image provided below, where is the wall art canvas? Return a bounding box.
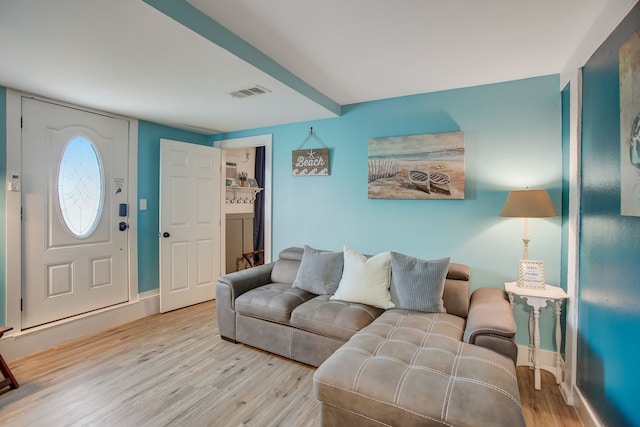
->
[368,131,465,199]
[620,31,640,216]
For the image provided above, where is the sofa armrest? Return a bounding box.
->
[463,287,517,363]
[217,262,275,301]
[216,262,275,342]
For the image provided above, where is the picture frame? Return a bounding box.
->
[248,178,259,188]
[368,131,465,200]
[619,32,640,216]
[518,260,545,289]
[292,148,330,176]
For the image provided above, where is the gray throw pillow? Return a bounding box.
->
[292,246,344,295]
[390,251,450,313]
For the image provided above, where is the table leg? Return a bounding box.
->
[555,299,563,384]
[528,306,534,369]
[533,306,541,390]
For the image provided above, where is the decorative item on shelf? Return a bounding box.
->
[500,188,558,260]
[225,186,262,204]
[292,127,330,176]
[237,171,249,187]
[518,259,545,289]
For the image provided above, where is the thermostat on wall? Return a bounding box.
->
[8,174,20,192]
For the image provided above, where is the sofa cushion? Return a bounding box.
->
[290,295,384,341]
[390,251,450,313]
[292,246,344,295]
[314,309,524,427]
[235,283,315,324]
[331,246,394,309]
[270,247,304,285]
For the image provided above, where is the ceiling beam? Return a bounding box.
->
[143,0,341,116]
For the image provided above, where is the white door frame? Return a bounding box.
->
[215,134,273,264]
[4,89,139,333]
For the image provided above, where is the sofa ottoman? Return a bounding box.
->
[314,309,525,427]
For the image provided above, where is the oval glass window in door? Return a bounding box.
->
[57,136,104,238]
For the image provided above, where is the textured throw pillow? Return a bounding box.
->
[390,251,450,313]
[330,246,394,309]
[292,246,344,295]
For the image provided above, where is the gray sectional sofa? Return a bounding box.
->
[216,247,525,426]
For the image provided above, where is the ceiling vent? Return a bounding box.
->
[229,85,271,99]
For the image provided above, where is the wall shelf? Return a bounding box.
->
[225,186,262,204]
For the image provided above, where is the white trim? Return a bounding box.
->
[128,120,140,303]
[4,89,140,335]
[0,290,159,362]
[215,134,273,263]
[562,69,583,407]
[5,89,22,331]
[572,384,605,427]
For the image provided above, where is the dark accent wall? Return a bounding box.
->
[579,3,640,426]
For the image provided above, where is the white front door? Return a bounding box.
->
[21,98,130,329]
[159,139,221,313]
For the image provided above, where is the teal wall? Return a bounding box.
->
[0,76,563,350]
[0,87,6,323]
[137,121,210,293]
[216,75,563,350]
[579,3,640,426]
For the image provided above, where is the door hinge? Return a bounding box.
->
[21,298,23,312]
[20,116,23,128]
[21,207,23,221]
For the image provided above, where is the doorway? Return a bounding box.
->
[4,90,139,338]
[21,98,130,328]
[158,139,221,312]
[216,135,273,270]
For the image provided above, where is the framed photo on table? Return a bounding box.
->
[518,260,545,289]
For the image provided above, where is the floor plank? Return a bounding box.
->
[0,301,581,426]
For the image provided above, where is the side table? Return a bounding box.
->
[504,282,568,390]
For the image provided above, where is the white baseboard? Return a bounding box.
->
[572,383,604,427]
[0,291,160,362]
[516,345,605,426]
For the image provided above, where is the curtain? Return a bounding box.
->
[253,146,265,258]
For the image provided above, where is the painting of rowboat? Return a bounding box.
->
[368,131,465,199]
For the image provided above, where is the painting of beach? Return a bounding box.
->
[368,131,465,199]
[620,31,640,216]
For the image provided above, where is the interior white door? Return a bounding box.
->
[21,98,130,329]
[159,139,221,313]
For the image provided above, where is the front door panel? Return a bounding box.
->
[22,98,129,328]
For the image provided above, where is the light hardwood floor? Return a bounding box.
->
[0,301,581,426]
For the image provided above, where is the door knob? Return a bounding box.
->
[119,222,128,231]
[163,232,170,238]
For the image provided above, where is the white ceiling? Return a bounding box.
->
[0,0,628,133]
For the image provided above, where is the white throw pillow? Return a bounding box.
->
[330,246,395,309]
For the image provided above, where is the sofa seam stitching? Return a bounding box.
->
[314,380,454,426]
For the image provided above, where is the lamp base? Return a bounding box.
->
[522,238,530,260]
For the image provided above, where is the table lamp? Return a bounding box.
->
[500,188,558,259]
